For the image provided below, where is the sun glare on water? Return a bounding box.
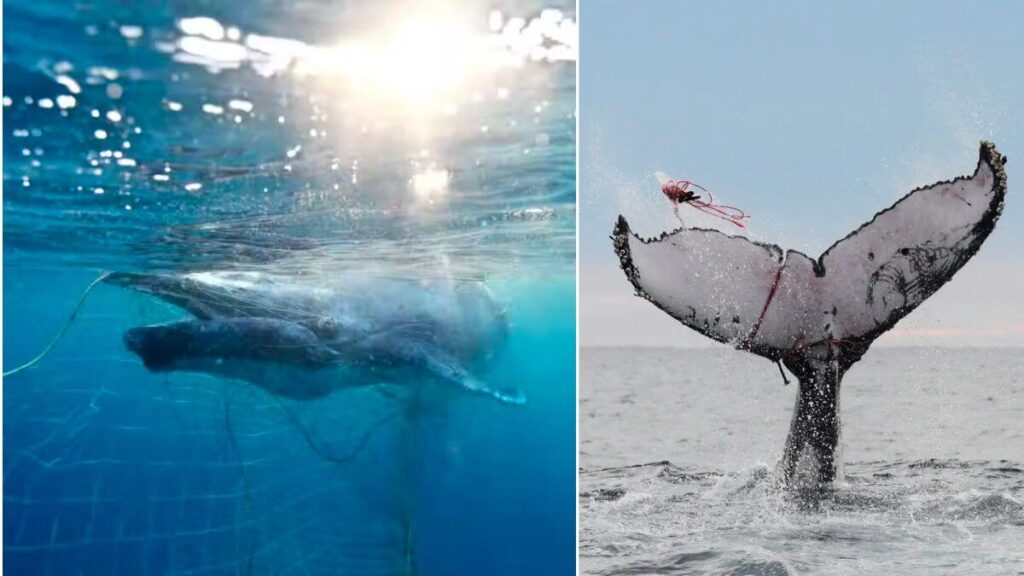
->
[410,168,451,204]
[168,6,575,118]
[330,13,490,115]
[149,5,575,210]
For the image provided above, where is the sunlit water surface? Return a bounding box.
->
[4,1,576,574]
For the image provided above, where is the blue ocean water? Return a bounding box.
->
[3,1,576,574]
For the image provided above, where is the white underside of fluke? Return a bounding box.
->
[616,142,1007,360]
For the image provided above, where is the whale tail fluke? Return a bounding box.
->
[613,142,1007,486]
[613,142,1006,368]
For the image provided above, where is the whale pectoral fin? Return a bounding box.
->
[452,371,526,406]
[411,349,525,405]
[106,272,216,319]
[106,271,302,321]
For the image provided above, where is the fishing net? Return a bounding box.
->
[3,287,437,576]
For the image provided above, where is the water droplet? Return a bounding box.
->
[178,16,225,41]
[228,99,253,112]
[56,75,81,94]
[119,25,144,40]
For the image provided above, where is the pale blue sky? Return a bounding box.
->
[581,0,1024,347]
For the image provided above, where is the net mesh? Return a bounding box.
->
[4,295,431,576]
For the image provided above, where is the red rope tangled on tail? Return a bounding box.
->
[661,179,749,228]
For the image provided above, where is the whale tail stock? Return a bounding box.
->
[613,142,1007,487]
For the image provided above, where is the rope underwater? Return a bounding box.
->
[273,392,403,465]
[223,394,255,576]
[661,179,749,228]
[3,272,112,377]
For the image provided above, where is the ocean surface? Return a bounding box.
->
[3,1,576,574]
[580,347,1024,575]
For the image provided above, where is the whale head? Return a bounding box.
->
[124,323,195,371]
[124,317,337,372]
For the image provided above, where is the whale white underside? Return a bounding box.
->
[614,142,1006,362]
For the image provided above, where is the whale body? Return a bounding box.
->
[613,142,1007,488]
[108,271,522,404]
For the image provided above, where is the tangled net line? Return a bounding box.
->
[661,179,749,229]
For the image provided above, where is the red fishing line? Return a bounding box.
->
[661,179,749,228]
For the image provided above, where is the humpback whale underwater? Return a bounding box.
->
[104,271,523,405]
[613,141,1007,488]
